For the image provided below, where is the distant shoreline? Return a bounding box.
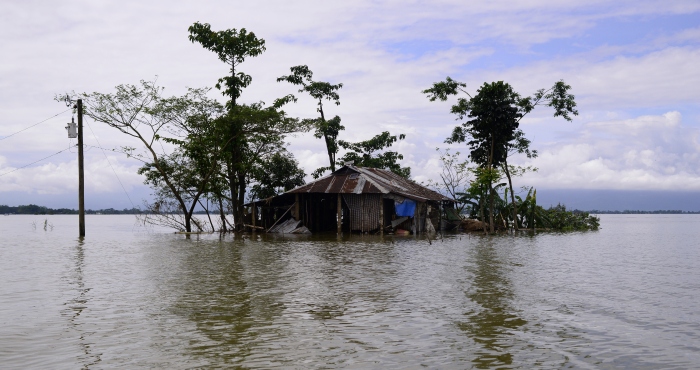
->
[0,204,142,215]
[3,204,699,215]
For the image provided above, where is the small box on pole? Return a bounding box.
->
[66,118,77,138]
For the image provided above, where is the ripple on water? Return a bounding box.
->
[0,214,699,368]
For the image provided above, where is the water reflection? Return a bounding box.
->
[63,238,101,368]
[458,237,526,368]
[162,234,405,367]
[167,236,288,366]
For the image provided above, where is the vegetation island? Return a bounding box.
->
[46,22,603,234]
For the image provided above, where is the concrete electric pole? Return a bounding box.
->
[67,99,85,237]
[77,99,85,237]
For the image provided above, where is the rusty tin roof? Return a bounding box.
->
[286,165,452,202]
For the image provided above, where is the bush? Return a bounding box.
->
[545,204,599,231]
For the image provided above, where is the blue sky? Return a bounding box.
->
[1,1,699,210]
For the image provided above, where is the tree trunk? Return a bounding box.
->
[218,196,227,232]
[479,183,487,234]
[488,137,495,233]
[236,171,246,231]
[228,161,239,231]
[200,198,214,231]
[502,161,519,231]
[318,103,335,172]
[227,61,245,232]
[532,188,537,232]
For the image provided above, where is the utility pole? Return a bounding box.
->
[77,99,85,237]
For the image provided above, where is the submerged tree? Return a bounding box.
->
[278,65,344,175]
[188,22,266,231]
[425,80,521,232]
[65,81,228,232]
[188,22,309,231]
[424,78,578,233]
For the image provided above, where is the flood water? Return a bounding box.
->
[1,214,699,369]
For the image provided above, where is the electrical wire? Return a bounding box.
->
[0,108,72,141]
[84,120,138,209]
[0,146,74,177]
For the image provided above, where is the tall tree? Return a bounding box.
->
[424,78,578,233]
[188,22,266,230]
[277,65,344,174]
[337,131,411,178]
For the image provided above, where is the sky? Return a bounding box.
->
[1,1,699,210]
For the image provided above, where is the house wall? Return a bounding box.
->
[343,194,382,232]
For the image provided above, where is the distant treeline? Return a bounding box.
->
[4,204,698,216]
[0,204,142,215]
[584,210,700,214]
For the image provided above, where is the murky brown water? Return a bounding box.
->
[1,214,699,369]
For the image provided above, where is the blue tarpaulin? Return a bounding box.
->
[395,199,416,217]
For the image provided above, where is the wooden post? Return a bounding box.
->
[337,194,342,235]
[252,204,256,231]
[379,195,384,236]
[77,99,85,238]
[361,195,365,233]
[295,194,300,221]
[314,194,319,232]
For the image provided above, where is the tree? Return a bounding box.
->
[226,102,309,214]
[425,81,521,232]
[502,129,537,230]
[188,22,266,111]
[277,65,344,175]
[336,131,411,178]
[423,78,578,233]
[249,150,305,200]
[67,81,228,232]
[426,148,472,215]
[188,22,267,231]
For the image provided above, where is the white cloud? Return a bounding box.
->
[0,154,144,195]
[1,1,699,205]
[520,112,700,190]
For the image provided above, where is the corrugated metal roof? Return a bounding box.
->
[286,165,452,202]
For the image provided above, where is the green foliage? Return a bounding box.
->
[423,77,577,169]
[453,183,599,232]
[189,22,312,230]
[424,77,578,233]
[520,80,578,121]
[545,204,600,231]
[278,65,345,172]
[249,151,306,200]
[336,131,411,178]
[514,189,599,231]
[445,81,522,167]
[188,22,266,106]
[422,76,469,101]
[456,167,506,218]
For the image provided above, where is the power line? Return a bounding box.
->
[0,108,72,141]
[84,120,138,209]
[0,146,74,177]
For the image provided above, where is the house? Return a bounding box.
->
[244,164,455,234]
